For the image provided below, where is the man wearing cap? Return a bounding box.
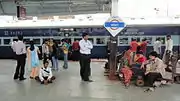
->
[79,33,93,82]
[11,35,26,81]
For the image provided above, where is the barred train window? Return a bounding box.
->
[74,38,81,41]
[88,38,94,44]
[13,38,18,41]
[54,39,61,45]
[96,38,105,44]
[159,37,165,44]
[24,39,30,44]
[3,39,11,45]
[142,37,152,44]
[119,38,128,44]
[33,39,40,44]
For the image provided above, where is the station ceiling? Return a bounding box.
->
[0,0,111,16]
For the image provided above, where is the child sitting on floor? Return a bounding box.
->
[35,61,55,85]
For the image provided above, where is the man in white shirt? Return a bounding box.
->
[79,33,93,82]
[153,38,162,57]
[163,35,173,63]
[165,35,173,52]
[35,61,55,85]
[11,35,26,81]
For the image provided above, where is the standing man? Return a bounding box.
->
[79,33,93,82]
[11,35,26,81]
[153,37,162,58]
[163,35,173,63]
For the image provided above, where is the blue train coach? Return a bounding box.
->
[0,24,179,59]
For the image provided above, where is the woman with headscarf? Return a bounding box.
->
[27,40,40,79]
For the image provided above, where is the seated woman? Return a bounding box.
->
[35,61,55,85]
[131,51,147,84]
[141,51,166,88]
[123,46,133,66]
[120,64,133,87]
[133,51,147,68]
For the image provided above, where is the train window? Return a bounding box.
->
[62,38,72,44]
[119,38,128,44]
[13,38,18,41]
[142,37,153,44]
[89,38,94,43]
[74,38,81,41]
[3,39,11,45]
[24,39,30,44]
[54,39,61,45]
[43,38,49,41]
[33,39,40,44]
[96,38,105,44]
[159,37,165,44]
[131,37,140,42]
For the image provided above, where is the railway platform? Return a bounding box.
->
[0,60,180,101]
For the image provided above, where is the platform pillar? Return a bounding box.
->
[108,0,119,80]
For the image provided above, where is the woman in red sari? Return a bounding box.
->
[120,47,133,87]
[121,65,133,87]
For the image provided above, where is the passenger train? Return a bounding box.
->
[0,24,179,59]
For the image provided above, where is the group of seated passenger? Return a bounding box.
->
[120,48,167,89]
[103,45,170,91]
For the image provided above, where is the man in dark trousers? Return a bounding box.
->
[79,33,93,82]
[11,35,26,81]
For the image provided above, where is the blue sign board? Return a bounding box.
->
[104,22,125,28]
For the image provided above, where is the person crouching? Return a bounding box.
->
[35,61,55,85]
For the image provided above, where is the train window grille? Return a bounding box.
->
[13,38,18,41]
[96,38,105,45]
[24,39,30,44]
[3,39,11,45]
[89,38,94,44]
[131,37,140,42]
[43,38,50,42]
[33,39,40,45]
[54,39,61,45]
[119,38,128,45]
[159,37,166,44]
[142,37,153,45]
[74,38,81,41]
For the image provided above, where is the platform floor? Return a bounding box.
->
[0,60,180,101]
